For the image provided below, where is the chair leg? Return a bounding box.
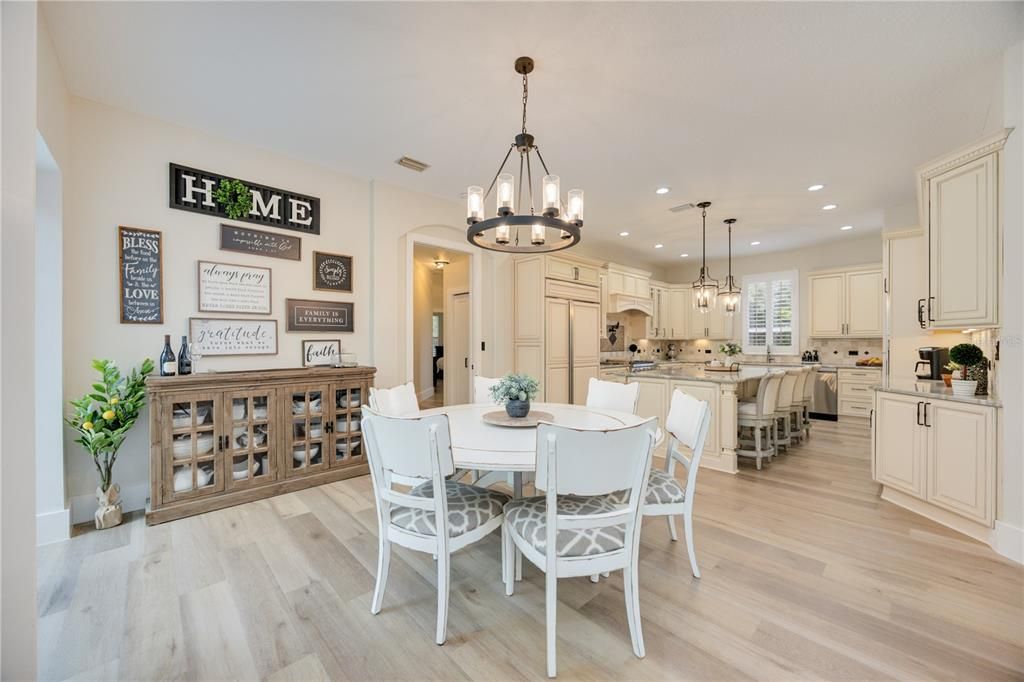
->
[370,536,391,615]
[504,525,515,597]
[684,512,700,579]
[754,426,763,469]
[622,563,646,659]
[546,570,558,678]
[436,549,450,645]
[590,574,600,583]
[666,514,678,541]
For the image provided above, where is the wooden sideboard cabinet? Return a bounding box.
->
[146,366,375,524]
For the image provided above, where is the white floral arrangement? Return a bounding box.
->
[719,342,742,357]
[489,373,540,404]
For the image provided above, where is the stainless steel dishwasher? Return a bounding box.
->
[810,367,838,421]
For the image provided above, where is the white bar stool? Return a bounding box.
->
[737,371,784,470]
[773,370,800,453]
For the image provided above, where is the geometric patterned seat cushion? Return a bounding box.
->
[390,480,509,537]
[504,495,626,557]
[605,469,687,507]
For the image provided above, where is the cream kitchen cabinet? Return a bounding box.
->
[809,265,883,338]
[607,265,651,299]
[646,283,670,338]
[873,389,996,532]
[631,377,668,430]
[667,287,690,339]
[687,303,734,340]
[917,130,1009,329]
[546,255,601,286]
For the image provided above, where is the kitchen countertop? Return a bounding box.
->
[625,366,774,384]
[874,380,1002,407]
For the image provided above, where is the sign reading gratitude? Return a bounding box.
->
[170,163,320,235]
[118,225,163,324]
[220,224,301,261]
[286,299,354,333]
[197,260,272,315]
[189,318,278,356]
[313,251,353,292]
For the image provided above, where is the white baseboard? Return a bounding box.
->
[417,387,435,401]
[70,481,149,525]
[994,520,1024,564]
[36,508,70,546]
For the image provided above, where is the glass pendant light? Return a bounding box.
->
[691,201,719,312]
[717,218,742,315]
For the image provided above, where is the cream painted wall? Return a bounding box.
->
[411,259,434,397]
[664,234,884,351]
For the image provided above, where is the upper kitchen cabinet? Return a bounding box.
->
[917,129,1011,329]
[809,265,883,338]
[546,254,602,286]
[645,282,670,339]
[607,264,651,299]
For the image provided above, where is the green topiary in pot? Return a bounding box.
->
[948,343,988,395]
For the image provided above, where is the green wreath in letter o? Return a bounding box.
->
[214,178,253,220]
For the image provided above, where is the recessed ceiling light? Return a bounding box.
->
[840,225,853,231]
[655,187,671,195]
[654,243,664,249]
[619,231,630,237]
[750,241,761,246]
[822,204,837,211]
[807,184,825,191]
[679,253,689,258]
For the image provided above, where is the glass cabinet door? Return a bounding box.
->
[163,393,224,501]
[286,384,329,478]
[225,389,276,489]
[330,383,366,467]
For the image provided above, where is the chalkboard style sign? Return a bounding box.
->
[169,163,320,234]
[189,318,279,356]
[286,299,354,333]
[302,339,341,367]
[118,225,163,324]
[220,224,301,261]
[197,260,272,315]
[313,251,353,293]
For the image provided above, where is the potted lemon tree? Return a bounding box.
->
[66,358,153,528]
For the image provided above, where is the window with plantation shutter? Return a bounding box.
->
[742,270,799,355]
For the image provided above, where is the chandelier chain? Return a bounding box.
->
[521,71,529,134]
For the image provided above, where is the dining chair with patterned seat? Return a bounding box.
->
[363,407,509,645]
[502,417,658,677]
[473,375,502,404]
[584,377,640,414]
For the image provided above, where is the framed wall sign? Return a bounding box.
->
[188,318,278,356]
[302,339,341,367]
[197,260,272,315]
[169,163,320,234]
[118,225,164,324]
[219,224,301,261]
[285,299,354,333]
[313,251,353,293]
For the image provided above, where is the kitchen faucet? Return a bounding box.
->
[766,345,774,364]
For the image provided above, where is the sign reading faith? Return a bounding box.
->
[118,225,163,324]
[189,318,278,356]
[170,163,320,235]
[302,339,341,367]
[286,299,354,333]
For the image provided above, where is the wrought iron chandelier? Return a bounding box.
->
[718,218,741,315]
[466,57,584,253]
[691,201,719,312]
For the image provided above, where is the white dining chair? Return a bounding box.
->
[473,375,501,404]
[363,407,509,645]
[737,371,784,470]
[502,417,658,678]
[585,377,640,414]
[368,381,420,416]
[636,389,712,578]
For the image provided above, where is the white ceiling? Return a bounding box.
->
[43,2,1022,264]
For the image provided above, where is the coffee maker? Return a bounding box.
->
[915,347,949,380]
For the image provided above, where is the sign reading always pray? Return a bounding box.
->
[197,260,272,315]
[170,163,321,235]
[118,225,163,324]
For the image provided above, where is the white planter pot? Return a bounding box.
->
[951,379,978,397]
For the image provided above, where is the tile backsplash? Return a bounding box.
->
[602,335,883,367]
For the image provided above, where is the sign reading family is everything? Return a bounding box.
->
[313,251,353,292]
[286,299,354,333]
[170,163,321,235]
[118,225,163,324]
[189,318,278,356]
[197,260,272,315]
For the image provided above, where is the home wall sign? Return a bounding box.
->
[197,260,272,315]
[189,318,278,356]
[313,251,353,293]
[118,225,164,324]
[219,224,301,261]
[169,163,320,235]
[302,339,341,367]
[286,299,354,333]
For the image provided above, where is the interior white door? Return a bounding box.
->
[447,292,471,405]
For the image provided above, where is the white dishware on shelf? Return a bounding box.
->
[293,397,322,415]
[308,423,323,438]
[253,404,268,419]
[196,465,214,487]
[258,454,269,475]
[194,432,214,455]
[173,467,192,492]
[232,402,247,420]
[350,417,361,432]
[336,440,361,455]
[172,405,210,429]
[293,444,320,463]
[232,459,259,480]
[172,435,192,459]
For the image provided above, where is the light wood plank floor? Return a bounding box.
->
[38,420,1024,680]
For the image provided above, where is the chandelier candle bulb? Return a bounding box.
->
[542,175,560,215]
[496,224,511,245]
[466,186,484,222]
[497,173,515,216]
[567,189,584,222]
[531,224,546,245]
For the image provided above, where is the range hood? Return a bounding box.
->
[609,293,652,315]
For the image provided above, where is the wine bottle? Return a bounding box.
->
[178,335,192,376]
[160,334,177,376]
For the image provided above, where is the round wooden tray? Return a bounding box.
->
[482,410,555,428]
[704,364,740,372]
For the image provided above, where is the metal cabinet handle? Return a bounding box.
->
[916,299,926,329]
[916,401,924,426]
[927,296,935,322]
[923,402,931,428]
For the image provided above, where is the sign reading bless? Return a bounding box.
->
[169,163,320,235]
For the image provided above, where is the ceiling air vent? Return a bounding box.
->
[396,156,430,172]
[669,202,696,213]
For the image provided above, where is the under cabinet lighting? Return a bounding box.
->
[822,204,837,211]
[619,231,630,237]
[808,184,825,191]
[840,225,853,231]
